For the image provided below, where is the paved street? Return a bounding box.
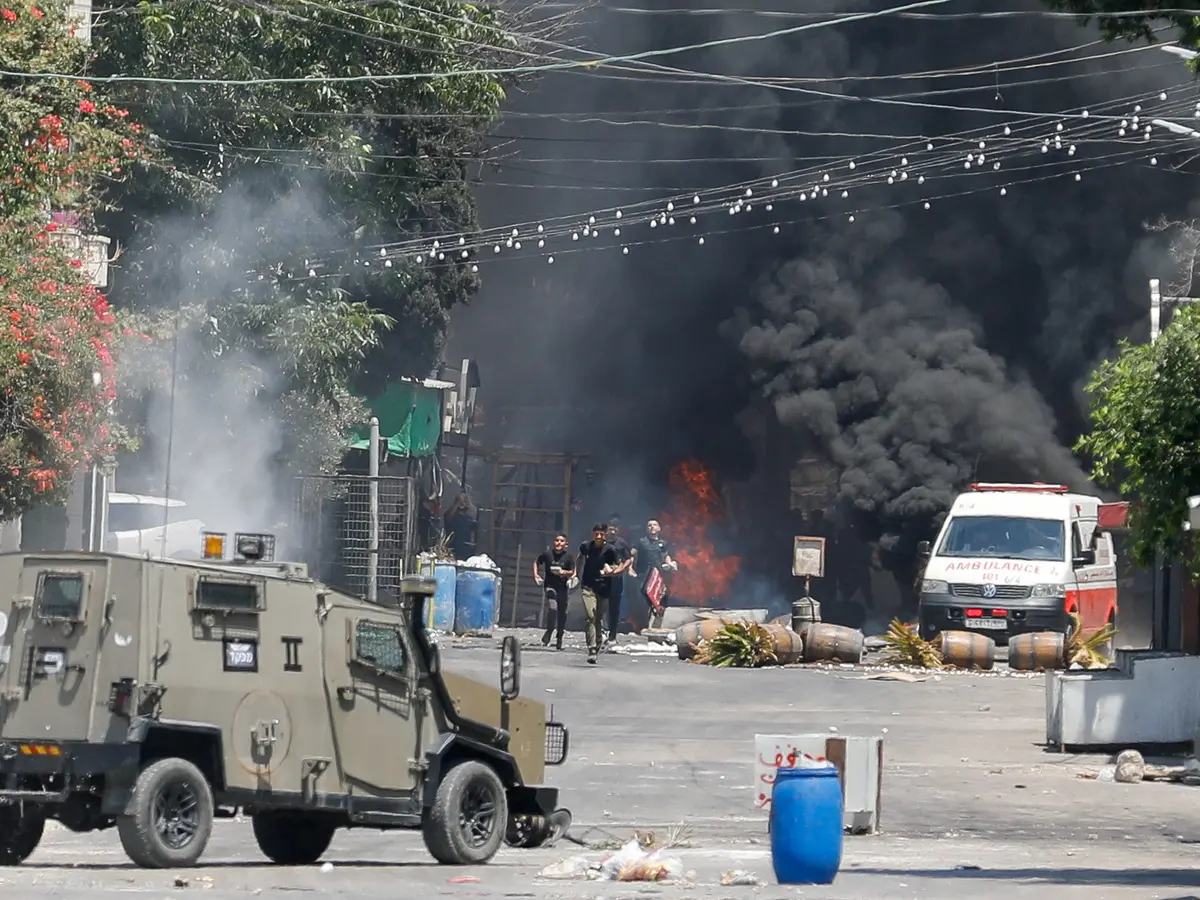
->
[4,630,1200,898]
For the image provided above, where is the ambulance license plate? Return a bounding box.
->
[975,617,1006,630]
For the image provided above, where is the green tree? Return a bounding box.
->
[0,0,148,519]
[118,291,392,483]
[1077,218,1200,573]
[92,0,528,378]
[1044,1,1200,47]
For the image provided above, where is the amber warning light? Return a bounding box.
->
[202,532,227,560]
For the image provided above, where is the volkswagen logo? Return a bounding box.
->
[982,583,997,599]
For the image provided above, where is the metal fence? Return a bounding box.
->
[289,474,417,601]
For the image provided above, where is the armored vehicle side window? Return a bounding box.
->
[354,621,407,676]
[37,572,84,620]
[194,578,262,612]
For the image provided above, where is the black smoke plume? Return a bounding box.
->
[726,209,1087,568]
[450,0,1188,588]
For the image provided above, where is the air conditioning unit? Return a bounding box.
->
[442,358,480,436]
[47,228,109,288]
[70,0,92,42]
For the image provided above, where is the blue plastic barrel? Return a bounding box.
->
[454,567,499,634]
[770,766,844,885]
[427,563,457,632]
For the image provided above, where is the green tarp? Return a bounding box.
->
[348,380,443,458]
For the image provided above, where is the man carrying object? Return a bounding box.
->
[533,533,575,650]
[577,523,619,664]
[631,518,677,630]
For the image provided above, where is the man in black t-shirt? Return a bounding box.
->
[533,532,575,650]
[604,518,633,646]
[576,523,619,664]
[631,518,677,630]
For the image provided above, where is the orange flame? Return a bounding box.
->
[660,460,741,604]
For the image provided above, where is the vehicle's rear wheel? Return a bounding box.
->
[253,811,336,864]
[117,758,214,869]
[422,760,508,865]
[0,804,45,865]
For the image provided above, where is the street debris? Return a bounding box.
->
[537,825,708,883]
[1079,752,1200,785]
[537,839,683,882]
[611,642,676,656]
[1114,749,1145,783]
[718,869,762,885]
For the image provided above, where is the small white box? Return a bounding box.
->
[754,733,883,834]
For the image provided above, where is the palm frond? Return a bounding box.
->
[693,621,778,668]
[881,618,945,669]
[1065,611,1117,669]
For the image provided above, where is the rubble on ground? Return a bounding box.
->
[1079,752,1200,785]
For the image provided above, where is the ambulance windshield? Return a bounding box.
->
[936,515,1065,562]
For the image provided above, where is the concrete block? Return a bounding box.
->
[754,733,883,834]
[1046,650,1200,748]
[659,607,703,630]
[704,608,769,624]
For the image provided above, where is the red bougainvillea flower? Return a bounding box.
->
[78,99,95,114]
[1,9,16,21]
[30,6,41,17]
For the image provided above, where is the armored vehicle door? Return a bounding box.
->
[322,610,424,796]
[1,557,109,741]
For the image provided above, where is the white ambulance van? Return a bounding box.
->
[917,483,1120,644]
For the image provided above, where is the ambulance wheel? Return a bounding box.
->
[0,804,45,865]
[422,760,508,864]
[253,811,336,864]
[118,757,214,869]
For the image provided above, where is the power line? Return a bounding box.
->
[1,0,964,86]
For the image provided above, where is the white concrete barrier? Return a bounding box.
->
[1046,650,1200,748]
[754,733,883,834]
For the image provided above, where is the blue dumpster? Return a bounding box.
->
[427,562,457,632]
[454,566,499,634]
[770,766,843,885]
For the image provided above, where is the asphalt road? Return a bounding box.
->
[3,629,1200,899]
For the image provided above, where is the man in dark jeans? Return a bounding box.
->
[604,517,633,647]
[631,517,677,630]
[577,523,619,664]
[533,533,575,650]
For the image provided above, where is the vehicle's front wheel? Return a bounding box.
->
[422,760,508,864]
[0,804,45,865]
[253,811,336,864]
[117,758,214,869]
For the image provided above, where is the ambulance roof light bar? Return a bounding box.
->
[969,482,1070,494]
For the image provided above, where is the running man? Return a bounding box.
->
[631,518,677,630]
[604,517,633,647]
[533,533,575,650]
[577,523,619,664]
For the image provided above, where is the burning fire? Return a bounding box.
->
[660,460,741,604]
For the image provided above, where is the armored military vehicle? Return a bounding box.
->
[0,532,570,869]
